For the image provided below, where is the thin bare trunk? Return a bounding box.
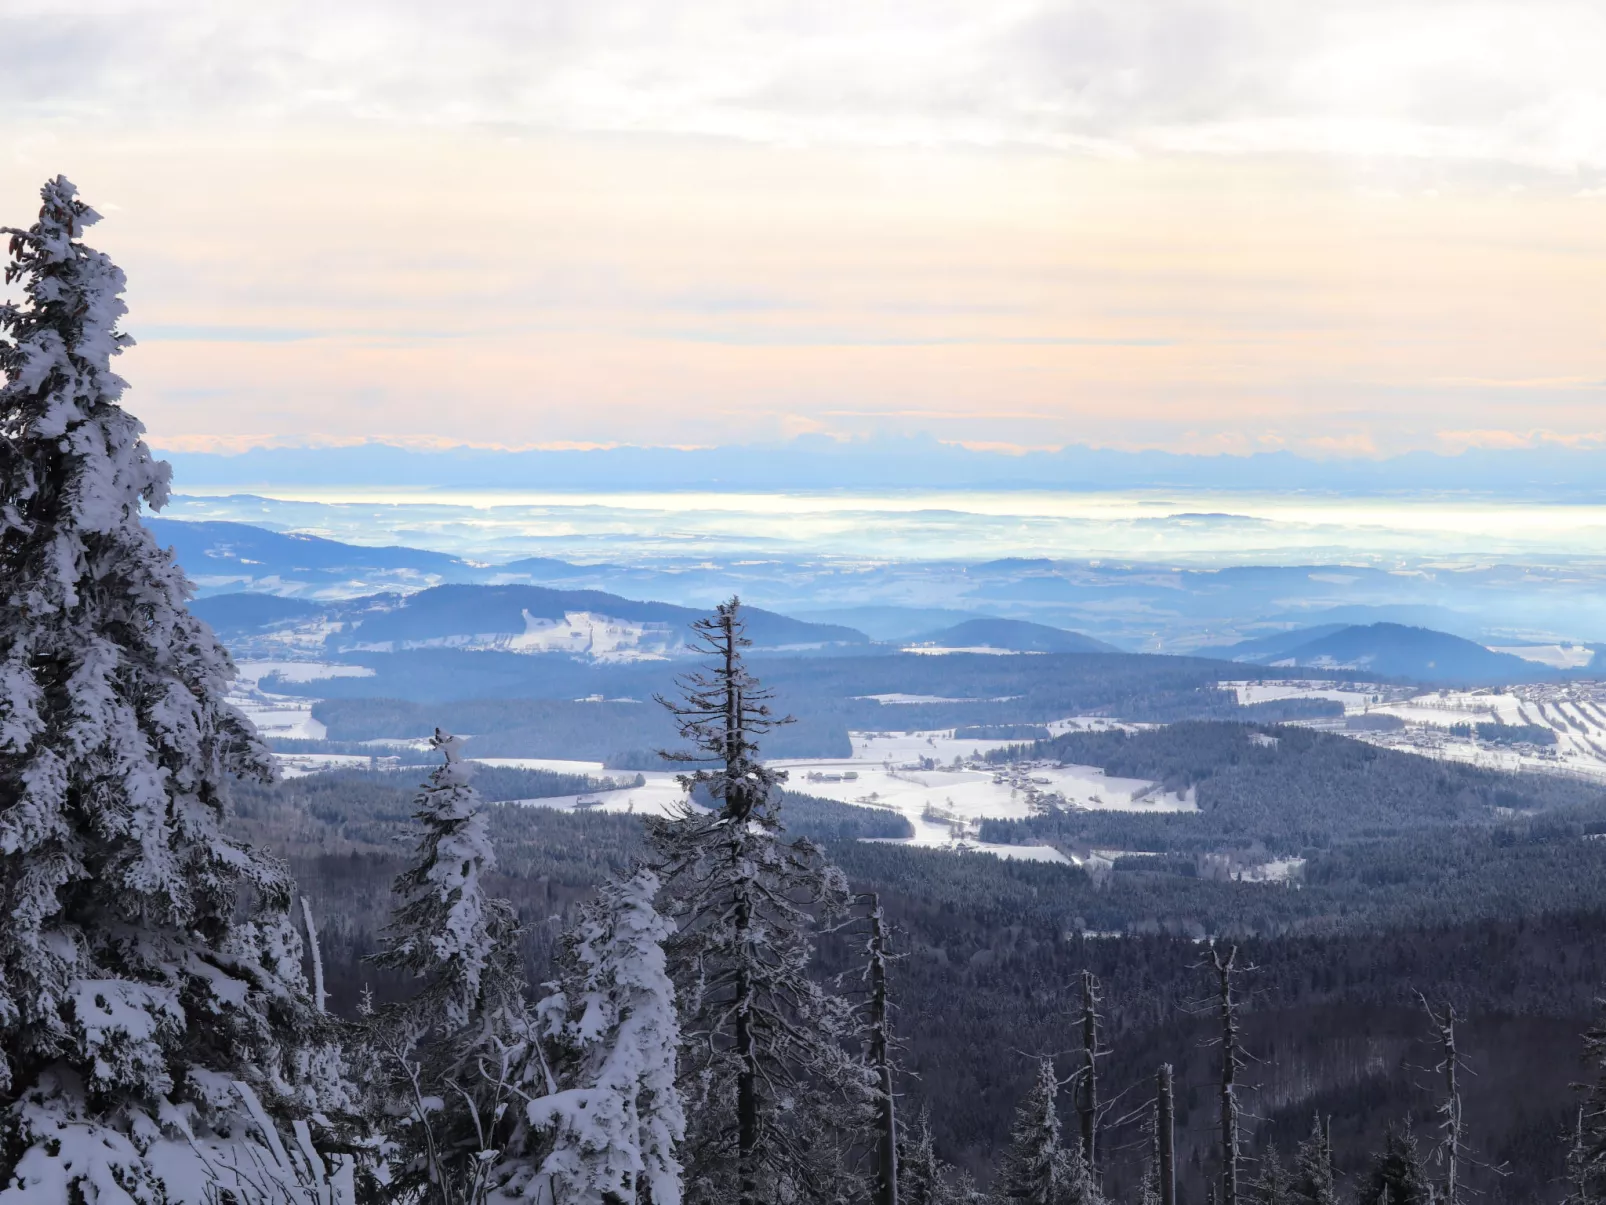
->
[1080,970,1100,1174]
[735,873,759,1205]
[1420,994,1463,1204]
[1213,946,1243,1205]
[300,896,326,1015]
[1157,1063,1176,1205]
[869,894,899,1205]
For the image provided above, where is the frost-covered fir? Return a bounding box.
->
[900,1106,972,1205]
[373,730,522,1034]
[367,731,537,1203]
[991,1060,1104,1205]
[1251,1146,1294,1205]
[1294,1116,1338,1205]
[0,176,345,1204]
[531,867,685,1205]
[1358,1126,1431,1205]
[648,599,870,1205]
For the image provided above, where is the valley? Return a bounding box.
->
[173,517,1606,1201]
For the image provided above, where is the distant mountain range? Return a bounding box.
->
[1210,622,1562,683]
[152,516,1606,656]
[192,584,871,661]
[156,436,1606,498]
[150,519,479,594]
[193,582,1119,663]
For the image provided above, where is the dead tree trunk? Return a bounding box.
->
[1157,1063,1177,1205]
[1079,970,1102,1175]
[1213,945,1245,1205]
[734,877,759,1205]
[868,893,899,1205]
[1420,994,1464,1205]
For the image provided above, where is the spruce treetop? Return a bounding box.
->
[374,728,515,1032]
[0,176,339,1202]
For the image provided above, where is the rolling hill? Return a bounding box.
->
[148,517,485,594]
[1232,621,1552,683]
[908,617,1118,654]
[197,582,869,660]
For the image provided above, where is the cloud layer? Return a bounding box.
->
[7,1,1606,172]
[4,3,1606,454]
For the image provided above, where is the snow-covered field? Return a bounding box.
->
[1488,644,1598,669]
[774,723,1191,863]
[1229,678,1606,780]
[1229,680,1398,709]
[901,646,1038,657]
[277,752,375,779]
[474,758,691,817]
[226,660,371,745]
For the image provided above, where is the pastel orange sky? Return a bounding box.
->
[5,2,1606,456]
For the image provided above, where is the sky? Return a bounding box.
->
[5,1,1606,458]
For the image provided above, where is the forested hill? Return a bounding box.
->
[983,721,1606,850]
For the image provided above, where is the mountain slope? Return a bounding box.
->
[190,592,325,632]
[148,517,482,594]
[1204,624,1349,661]
[1245,622,1550,683]
[336,584,868,656]
[907,617,1118,653]
[198,582,869,660]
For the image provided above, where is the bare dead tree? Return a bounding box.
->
[1418,994,1465,1204]
[1078,970,1103,1176]
[866,892,899,1205]
[1212,944,1248,1205]
[300,896,327,1016]
[1565,1106,1591,1205]
[1156,1064,1177,1205]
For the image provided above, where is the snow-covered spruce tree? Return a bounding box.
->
[1357,1125,1431,1205]
[900,1106,970,1205]
[1252,1146,1294,1205]
[991,1059,1104,1205]
[1293,1115,1336,1205]
[646,598,870,1205]
[367,730,537,1204]
[0,176,347,1203]
[530,866,685,1205]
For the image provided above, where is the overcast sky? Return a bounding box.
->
[5,0,1606,456]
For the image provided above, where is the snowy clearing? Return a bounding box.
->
[276,752,374,778]
[901,646,1040,656]
[855,692,1000,704]
[233,659,375,687]
[1232,678,1606,780]
[1487,644,1597,669]
[1228,680,1394,708]
[776,722,1191,860]
[513,772,691,817]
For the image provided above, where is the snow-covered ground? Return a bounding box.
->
[276,752,375,779]
[774,723,1191,862]
[901,646,1038,657]
[226,660,371,744]
[474,758,692,817]
[1487,644,1597,669]
[233,660,377,688]
[1228,678,1606,780]
[1229,680,1398,709]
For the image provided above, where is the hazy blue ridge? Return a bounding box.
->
[154,436,1606,497]
[906,617,1118,653]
